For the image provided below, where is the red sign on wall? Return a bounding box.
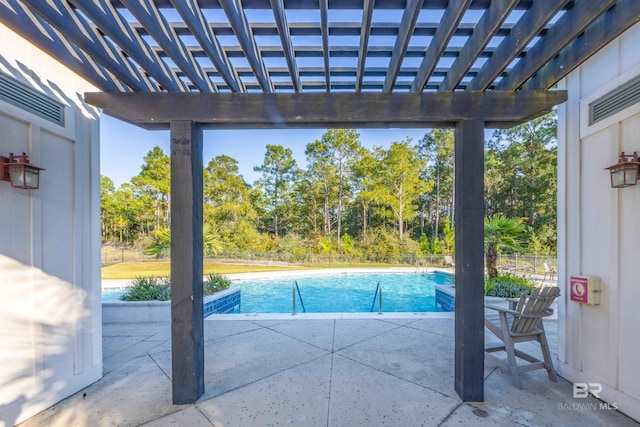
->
[570,276,589,303]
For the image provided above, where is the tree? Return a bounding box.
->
[254,144,298,238]
[131,146,170,231]
[484,215,524,278]
[204,155,253,221]
[372,140,430,240]
[418,129,454,238]
[487,112,557,231]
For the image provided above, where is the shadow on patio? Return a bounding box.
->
[19,317,636,426]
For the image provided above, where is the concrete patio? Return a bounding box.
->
[19,316,637,426]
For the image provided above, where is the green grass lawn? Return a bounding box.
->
[101,262,311,280]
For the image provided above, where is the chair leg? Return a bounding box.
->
[537,328,557,382]
[502,333,522,388]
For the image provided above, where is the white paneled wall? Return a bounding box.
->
[558,22,640,422]
[0,24,101,425]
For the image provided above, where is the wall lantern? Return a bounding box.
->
[0,152,45,189]
[606,151,640,188]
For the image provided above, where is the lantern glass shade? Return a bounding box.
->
[608,163,639,188]
[8,164,41,189]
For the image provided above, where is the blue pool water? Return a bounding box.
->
[231,271,453,313]
[102,288,126,300]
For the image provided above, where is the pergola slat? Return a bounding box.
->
[22,0,155,92]
[171,0,243,93]
[219,0,273,92]
[85,91,567,130]
[120,0,215,92]
[320,0,330,92]
[69,0,186,92]
[133,21,516,38]
[0,0,128,93]
[466,0,570,91]
[497,0,618,90]
[356,0,375,92]
[269,0,302,92]
[383,0,424,92]
[411,0,472,92]
[439,0,519,92]
[524,0,640,91]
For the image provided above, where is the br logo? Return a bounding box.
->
[573,383,602,398]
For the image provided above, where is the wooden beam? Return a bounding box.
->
[497,0,617,90]
[0,0,128,92]
[170,0,243,92]
[411,0,472,92]
[269,0,302,92]
[466,0,569,91]
[85,91,567,129]
[439,0,518,92]
[356,0,375,92]
[320,0,330,92]
[219,0,273,92]
[383,0,424,92]
[454,119,485,402]
[524,0,640,90]
[23,0,155,92]
[170,120,204,404]
[69,0,186,92]
[120,0,215,92]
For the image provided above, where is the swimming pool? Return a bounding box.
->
[102,288,126,300]
[230,271,453,314]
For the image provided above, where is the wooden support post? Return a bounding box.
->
[454,119,485,402]
[170,120,204,404]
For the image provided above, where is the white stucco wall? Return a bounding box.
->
[0,24,101,425]
[557,22,640,422]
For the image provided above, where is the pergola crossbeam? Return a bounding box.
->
[69,0,186,92]
[23,0,155,91]
[320,0,330,91]
[120,0,215,92]
[356,0,375,92]
[411,0,472,93]
[439,0,519,92]
[269,0,302,92]
[0,0,128,92]
[383,0,424,92]
[523,0,640,90]
[497,0,618,90]
[171,0,243,93]
[85,91,567,130]
[466,0,570,91]
[219,0,273,92]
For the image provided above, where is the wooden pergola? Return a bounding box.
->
[3,0,637,404]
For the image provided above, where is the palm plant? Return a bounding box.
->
[144,223,223,258]
[484,215,524,279]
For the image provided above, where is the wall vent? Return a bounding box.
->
[0,72,64,126]
[590,74,640,125]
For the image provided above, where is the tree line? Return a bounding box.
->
[101,112,558,257]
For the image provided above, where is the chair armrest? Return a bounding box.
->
[484,303,521,315]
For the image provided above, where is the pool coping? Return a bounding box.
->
[206,311,456,320]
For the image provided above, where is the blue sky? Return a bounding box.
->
[100,114,430,187]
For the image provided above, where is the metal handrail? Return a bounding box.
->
[292,281,306,315]
[369,281,382,314]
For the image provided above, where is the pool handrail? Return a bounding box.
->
[370,281,382,314]
[292,281,306,314]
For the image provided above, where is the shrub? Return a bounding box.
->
[485,273,535,298]
[204,273,231,296]
[121,276,171,301]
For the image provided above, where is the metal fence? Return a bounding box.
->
[101,248,557,274]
